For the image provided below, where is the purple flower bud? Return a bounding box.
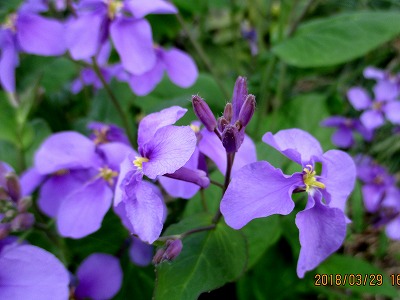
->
[232,77,248,120]
[0,223,10,240]
[217,117,229,132]
[5,173,21,202]
[152,248,165,265]
[222,125,240,153]
[0,187,8,199]
[223,103,233,122]
[238,94,256,127]
[17,196,32,213]
[192,95,217,132]
[163,239,183,261]
[11,213,35,231]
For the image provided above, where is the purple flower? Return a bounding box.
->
[355,155,397,213]
[87,121,130,146]
[121,46,198,96]
[321,116,373,148]
[220,128,356,278]
[67,0,177,75]
[0,242,70,299]
[28,131,132,238]
[0,4,66,92]
[114,106,197,243]
[347,86,400,130]
[73,253,123,300]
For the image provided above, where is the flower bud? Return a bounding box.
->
[232,77,248,120]
[217,117,229,132]
[223,103,233,122]
[238,94,256,128]
[18,196,32,212]
[222,125,240,153]
[192,95,217,132]
[0,223,10,240]
[11,213,35,231]
[5,173,21,202]
[152,239,183,265]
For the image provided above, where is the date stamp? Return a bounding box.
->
[314,274,383,286]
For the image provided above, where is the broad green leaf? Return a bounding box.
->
[273,12,400,67]
[317,254,399,298]
[0,94,18,144]
[154,214,247,300]
[241,215,281,269]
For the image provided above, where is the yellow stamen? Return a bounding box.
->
[133,156,149,170]
[4,14,17,32]
[303,164,325,192]
[99,167,118,185]
[53,169,69,176]
[108,0,123,19]
[190,124,200,133]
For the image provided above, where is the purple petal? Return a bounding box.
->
[361,184,384,213]
[262,128,323,166]
[373,80,398,102]
[124,180,166,243]
[386,217,400,240]
[360,109,385,130]
[129,237,153,266]
[34,131,100,174]
[142,126,196,179]
[0,244,69,300]
[198,129,257,175]
[66,13,103,60]
[363,67,386,80]
[113,153,139,207]
[0,162,14,189]
[220,161,302,229]
[57,179,112,238]
[75,253,122,300]
[19,0,49,14]
[295,193,347,278]
[331,127,353,148]
[321,116,347,127]
[347,87,371,110]
[231,77,248,121]
[162,48,198,88]
[17,13,66,56]
[320,150,356,212]
[354,121,374,141]
[383,101,400,125]
[138,106,187,147]
[0,30,18,92]
[128,59,164,96]
[124,0,177,18]
[20,167,45,196]
[38,170,89,218]
[110,17,155,75]
[97,142,133,171]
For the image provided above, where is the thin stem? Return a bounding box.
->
[180,225,216,238]
[200,188,209,212]
[210,179,224,189]
[176,13,231,100]
[91,57,137,147]
[212,152,235,224]
[287,0,317,37]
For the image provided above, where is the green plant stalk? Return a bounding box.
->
[91,57,137,147]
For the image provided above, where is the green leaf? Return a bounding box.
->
[273,12,400,67]
[154,214,247,300]
[317,254,399,298]
[0,94,18,144]
[241,215,281,269]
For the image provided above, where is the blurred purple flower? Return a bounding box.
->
[114,106,197,243]
[0,242,69,299]
[321,116,373,148]
[221,128,356,278]
[67,0,177,75]
[0,3,66,92]
[25,131,132,238]
[88,121,130,146]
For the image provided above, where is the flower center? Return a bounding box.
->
[190,124,200,133]
[133,156,149,170]
[372,101,383,111]
[302,164,325,192]
[3,14,17,32]
[108,0,123,19]
[93,127,109,145]
[99,167,118,185]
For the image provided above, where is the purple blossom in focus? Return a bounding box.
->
[321,116,373,148]
[0,241,70,299]
[67,0,177,76]
[114,106,198,243]
[0,2,66,92]
[221,128,356,278]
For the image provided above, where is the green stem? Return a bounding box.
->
[176,13,231,100]
[200,188,209,212]
[91,57,137,147]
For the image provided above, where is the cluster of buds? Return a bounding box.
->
[192,77,256,153]
[152,239,183,265]
[0,163,34,239]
